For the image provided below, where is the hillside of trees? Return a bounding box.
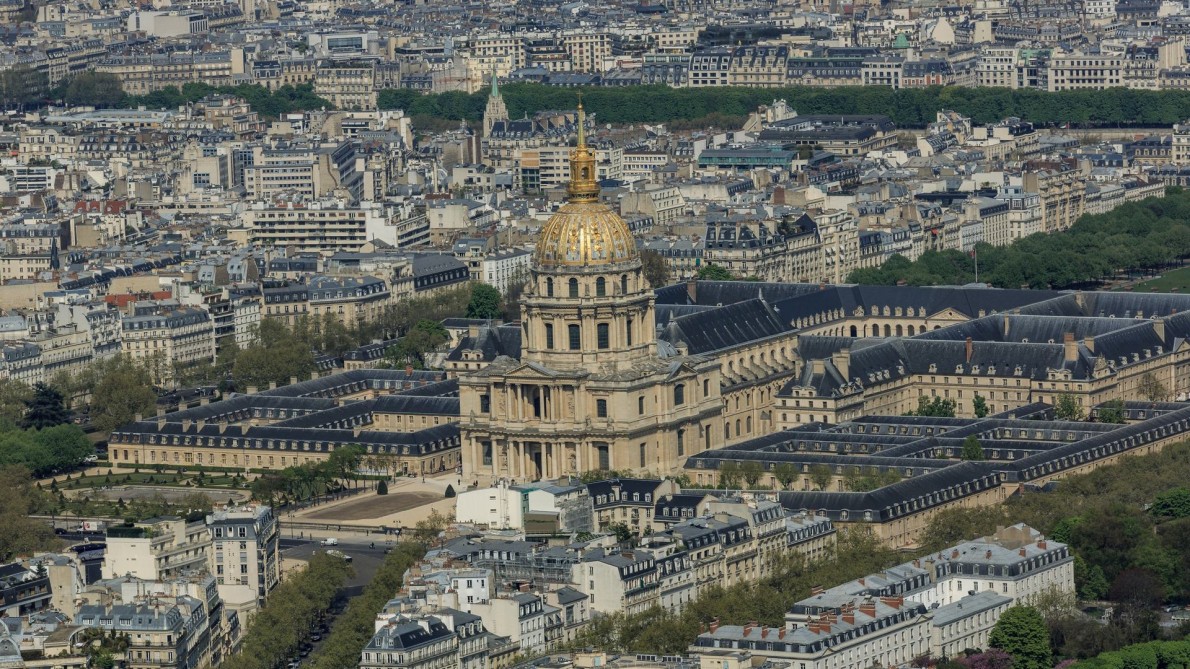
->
[848,187,1190,289]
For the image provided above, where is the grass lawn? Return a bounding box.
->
[1127,265,1190,293]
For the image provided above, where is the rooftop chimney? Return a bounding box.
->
[1063,332,1077,362]
[709,618,720,634]
[965,337,973,363]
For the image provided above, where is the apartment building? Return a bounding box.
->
[314,59,378,111]
[103,517,213,581]
[206,505,281,607]
[362,610,489,669]
[242,141,362,203]
[120,303,215,382]
[239,200,412,253]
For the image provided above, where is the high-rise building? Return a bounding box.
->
[205,505,281,609]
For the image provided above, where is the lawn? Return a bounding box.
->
[1126,265,1190,293]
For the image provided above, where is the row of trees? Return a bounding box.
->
[849,188,1190,289]
[220,552,351,669]
[308,543,425,669]
[249,446,364,506]
[379,82,1190,129]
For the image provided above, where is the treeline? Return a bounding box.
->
[380,83,1190,129]
[23,74,1190,128]
[848,187,1190,289]
[1076,639,1190,669]
[308,543,425,669]
[921,441,1190,661]
[220,552,351,669]
[249,445,363,506]
[21,71,334,119]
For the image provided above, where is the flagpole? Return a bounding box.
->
[974,245,979,284]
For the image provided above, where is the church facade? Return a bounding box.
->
[459,103,723,482]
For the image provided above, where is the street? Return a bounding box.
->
[280,537,393,593]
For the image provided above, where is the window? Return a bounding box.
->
[703,379,710,396]
[480,394,490,413]
[597,323,610,349]
[568,278,579,298]
[640,443,647,467]
[677,428,685,456]
[545,324,554,349]
[638,396,645,414]
[596,277,606,296]
[626,319,633,346]
[621,274,628,294]
[597,399,608,417]
[546,278,554,297]
[674,384,686,406]
[568,324,580,350]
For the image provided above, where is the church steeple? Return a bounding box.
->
[483,69,508,137]
[567,97,599,203]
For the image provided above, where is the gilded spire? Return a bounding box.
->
[567,95,599,202]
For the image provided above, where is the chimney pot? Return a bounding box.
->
[965,336,973,363]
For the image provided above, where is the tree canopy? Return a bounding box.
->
[22,383,70,430]
[698,263,735,281]
[233,319,316,391]
[849,188,1190,289]
[989,606,1052,669]
[961,435,986,461]
[87,356,158,434]
[466,283,503,320]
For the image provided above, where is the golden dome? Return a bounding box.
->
[534,98,639,269]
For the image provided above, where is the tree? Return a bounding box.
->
[232,319,315,390]
[989,606,1052,669]
[697,263,734,281]
[774,462,798,490]
[466,284,502,320]
[63,71,124,108]
[376,480,388,495]
[412,509,450,544]
[22,383,70,430]
[89,357,157,434]
[386,320,448,369]
[0,466,60,561]
[973,394,989,418]
[717,461,742,489]
[961,436,986,461]
[501,269,530,322]
[1149,487,1190,519]
[1137,373,1169,403]
[908,396,956,417]
[809,464,833,491]
[640,250,671,288]
[1054,393,1085,421]
[1097,399,1126,424]
[444,484,455,498]
[740,460,764,489]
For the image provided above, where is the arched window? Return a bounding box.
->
[621,274,629,294]
[626,319,634,346]
[546,277,554,297]
[725,421,731,439]
[568,278,579,298]
[596,277,606,297]
[746,416,753,433]
[850,325,858,337]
